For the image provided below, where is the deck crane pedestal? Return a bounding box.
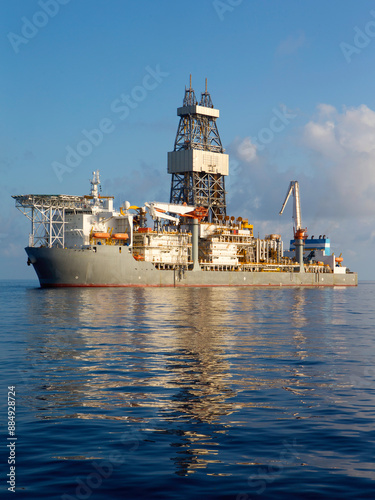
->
[279,181,307,272]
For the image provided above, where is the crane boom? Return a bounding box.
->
[279,180,307,272]
[279,180,302,231]
[146,202,196,216]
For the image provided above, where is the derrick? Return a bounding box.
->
[168,76,228,223]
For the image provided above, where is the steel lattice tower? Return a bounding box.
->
[168,77,228,223]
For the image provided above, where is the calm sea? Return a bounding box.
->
[1,280,374,500]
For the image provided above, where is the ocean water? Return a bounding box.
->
[1,279,375,500]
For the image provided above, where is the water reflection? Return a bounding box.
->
[24,287,240,473]
[21,285,372,479]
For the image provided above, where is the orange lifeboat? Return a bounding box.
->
[112,233,129,240]
[92,232,110,239]
[335,257,344,263]
[133,254,144,261]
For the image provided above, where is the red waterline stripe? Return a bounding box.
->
[40,283,357,288]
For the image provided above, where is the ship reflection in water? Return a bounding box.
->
[23,285,370,481]
[25,287,241,475]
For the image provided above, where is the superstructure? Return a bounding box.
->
[12,79,357,287]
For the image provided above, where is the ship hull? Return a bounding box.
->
[26,246,358,287]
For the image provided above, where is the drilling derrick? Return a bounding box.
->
[168,77,229,222]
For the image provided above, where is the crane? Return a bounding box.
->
[279,180,307,271]
[279,181,306,236]
[145,202,208,224]
[144,201,208,271]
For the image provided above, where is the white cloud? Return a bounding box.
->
[231,137,257,163]
[226,103,375,278]
[302,104,375,216]
[304,103,375,155]
[337,105,375,153]
[276,31,306,56]
[316,103,336,117]
[304,119,341,160]
[229,105,375,221]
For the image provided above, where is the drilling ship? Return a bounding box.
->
[13,79,357,287]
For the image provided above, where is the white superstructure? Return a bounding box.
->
[13,171,352,277]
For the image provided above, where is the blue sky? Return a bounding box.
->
[1,0,375,279]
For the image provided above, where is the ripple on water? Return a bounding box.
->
[1,282,374,499]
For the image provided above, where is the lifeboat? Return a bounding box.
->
[133,254,144,261]
[335,257,344,263]
[92,232,110,239]
[112,233,129,240]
